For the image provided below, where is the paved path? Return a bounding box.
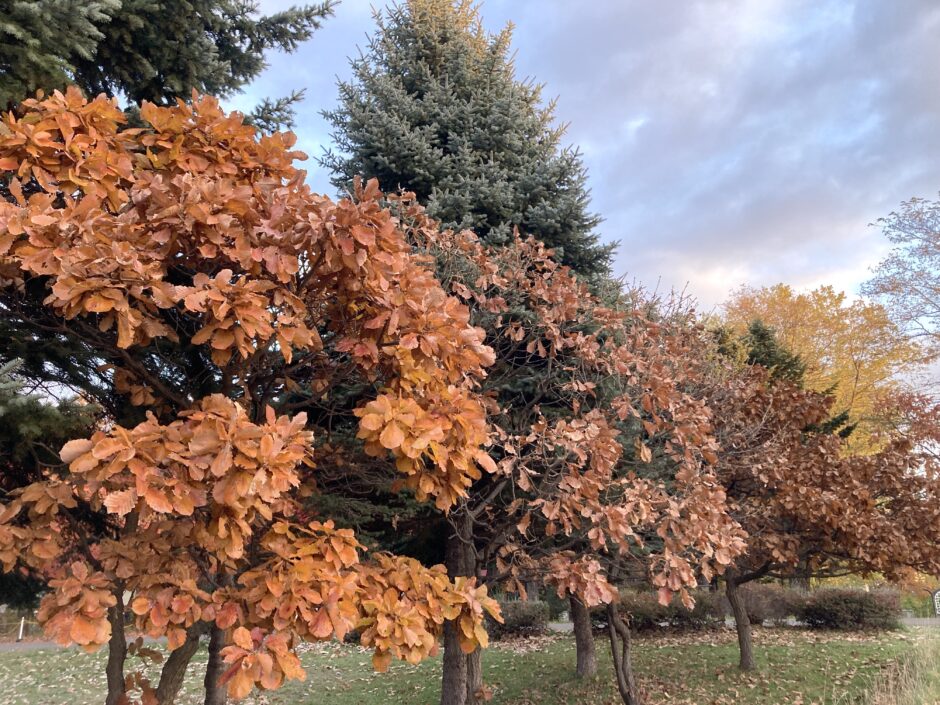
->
[902,617,940,627]
[0,635,163,653]
[0,639,62,653]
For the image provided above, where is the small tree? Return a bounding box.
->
[723,284,926,450]
[864,195,940,354]
[705,360,940,670]
[527,310,745,705]
[389,201,744,704]
[0,89,501,704]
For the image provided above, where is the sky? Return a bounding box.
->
[235,0,940,308]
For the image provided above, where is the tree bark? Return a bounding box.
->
[440,514,475,705]
[606,603,641,705]
[105,597,128,705]
[203,625,228,705]
[725,575,755,671]
[156,623,206,705]
[571,596,597,678]
[789,558,811,591]
[441,619,468,705]
[466,646,483,703]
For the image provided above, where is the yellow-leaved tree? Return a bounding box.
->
[722,284,925,450]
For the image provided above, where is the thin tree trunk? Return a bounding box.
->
[789,558,811,591]
[466,646,482,704]
[105,597,127,705]
[440,514,475,705]
[204,625,228,705]
[606,603,641,705]
[725,576,755,671]
[156,623,206,705]
[571,596,597,678]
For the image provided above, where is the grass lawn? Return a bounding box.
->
[1,627,936,705]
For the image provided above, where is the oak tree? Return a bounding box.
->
[391,201,744,705]
[0,88,501,705]
[704,358,940,671]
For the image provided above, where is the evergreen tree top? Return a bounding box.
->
[743,319,808,384]
[322,0,614,277]
[735,320,855,438]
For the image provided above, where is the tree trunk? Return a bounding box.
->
[156,623,206,705]
[466,646,483,703]
[789,575,810,591]
[606,603,641,705]
[441,619,469,705]
[571,596,597,678]
[789,558,811,591]
[440,514,475,705]
[105,598,127,705]
[725,576,755,671]
[204,625,228,705]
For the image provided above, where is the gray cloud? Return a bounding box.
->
[248,0,940,306]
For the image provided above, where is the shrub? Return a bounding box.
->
[589,605,608,633]
[667,590,723,631]
[488,599,550,640]
[591,588,722,633]
[543,590,570,621]
[799,589,900,630]
[721,583,806,625]
[617,590,667,632]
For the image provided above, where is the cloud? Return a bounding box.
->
[251,0,940,306]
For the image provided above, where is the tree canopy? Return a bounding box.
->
[322,0,612,277]
[0,88,500,705]
[723,284,925,449]
[386,198,746,704]
[702,334,940,670]
[864,195,940,353]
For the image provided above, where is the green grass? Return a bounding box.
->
[0,627,935,705]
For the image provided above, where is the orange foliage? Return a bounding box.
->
[706,362,940,583]
[0,88,501,701]
[393,199,746,611]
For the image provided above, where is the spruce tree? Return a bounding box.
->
[742,320,807,384]
[735,320,855,438]
[322,0,613,277]
[0,361,97,607]
[0,361,97,488]
[0,0,119,107]
[0,0,334,128]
